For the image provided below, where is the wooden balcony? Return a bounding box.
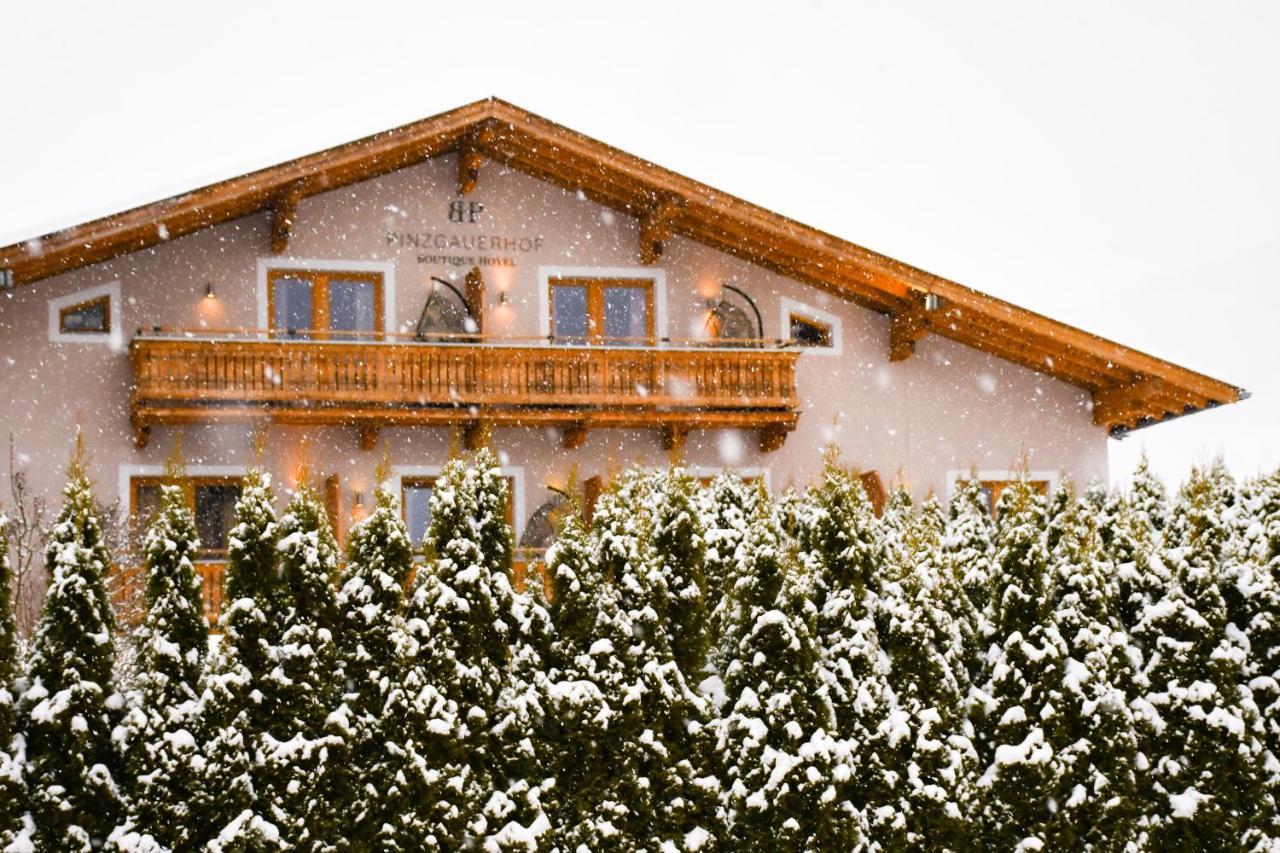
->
[130,330,801,451]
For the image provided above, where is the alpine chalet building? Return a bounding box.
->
[0,98,1244,601]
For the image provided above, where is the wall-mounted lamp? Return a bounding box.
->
[497,290,511,307]
[924,292,941,312]
[351,489,366,508]
[205,282,217,300]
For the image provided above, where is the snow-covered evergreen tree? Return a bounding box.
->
[327,481,415,849]
[877,504,977,851]
[18,442,124,849]
[402,449,551,849]
[717,499,856,849]
[0,515,24,848]
[796,454,895,838]
[1130,452,1169,535]
[1110,492,1172,635]
[1132,466,1271,848]
[594,469,718,850]
[880,486,915,562]
[262,482,342,849]
[120,483,207,849]
[197,468,286,849]
[648,468,711,680]
[1045,496,1139,849]
[542,507,638,848]
[973,479,1066,849]
[946,477,997,613]
[1243,470,1280,841]
[701,472,756,670]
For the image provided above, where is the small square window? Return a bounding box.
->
[789,313,832,348]
[59,295,111,334]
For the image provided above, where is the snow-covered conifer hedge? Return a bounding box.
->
[0,450,1277,850]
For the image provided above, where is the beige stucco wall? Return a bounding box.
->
[0,152,1107,536]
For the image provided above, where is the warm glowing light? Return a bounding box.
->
[204,282,216,300]
[696,277,722,300]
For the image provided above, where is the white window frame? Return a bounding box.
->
[945,469,1060,501]
[392,463,526,541]
[537,266,668,344]
[780,295,842,357]
[48,280,122,348]
[256,257,396,334]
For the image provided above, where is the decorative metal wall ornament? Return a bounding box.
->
[704,283,764,346]
[518,490,569,551]
[415,276,479,340]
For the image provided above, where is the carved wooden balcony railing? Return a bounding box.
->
[130,330,801,451]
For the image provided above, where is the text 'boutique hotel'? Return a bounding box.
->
[0,98,1244,604]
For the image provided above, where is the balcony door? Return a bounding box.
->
[549,277,654,346]
[268,268,383,339]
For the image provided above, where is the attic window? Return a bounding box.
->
[779,296,842,356]
[789,313,831,348]
[59,295,111,334]
[47,280,121,346]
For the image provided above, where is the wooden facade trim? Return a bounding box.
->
[0,97,1243,433]
[130,335,801,450]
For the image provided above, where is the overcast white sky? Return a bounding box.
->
[3,0,1277,490]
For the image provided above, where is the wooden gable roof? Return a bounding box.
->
[0,97,1244,435]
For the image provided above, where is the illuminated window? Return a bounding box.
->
[130,476,242,557]
[550,277,654,345]
[267,268,383,339]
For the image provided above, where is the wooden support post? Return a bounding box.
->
[269,181,305,255]
[888,300,930,362]
[463,419,488,451]
[639,196,685,265]
[759,424,789,453]
[660,424,688,453]
[464,266,486,336]
[563,422,588,450]
[358,424,380,451]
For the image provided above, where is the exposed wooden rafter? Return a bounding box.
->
[889,296,931,362]
[269,181,306,255]
[456,124,495,195]
[563,422,587,450]
[638,195,685,264]
[660,424,689,453]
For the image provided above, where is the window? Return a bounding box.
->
[59,295,111,334]
[48,280,122,346]
[779,296,842,356]
[130,476,243,557]
[789,313,832,348]
[948,471,1054,517]
[549,277,654,345]
[401,475,517,550]
[267,268,383,339]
